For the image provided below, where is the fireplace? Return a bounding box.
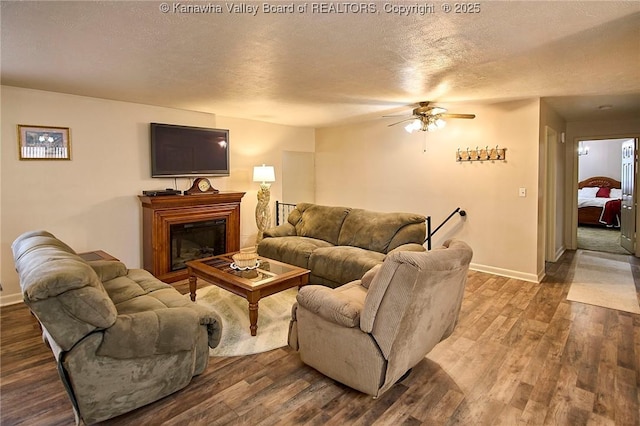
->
[139,192,245,282]
[170,219,226,271]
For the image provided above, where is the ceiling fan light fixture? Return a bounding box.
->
[405,119,422,133]
[422,115,446,132]
[388,102,474,132]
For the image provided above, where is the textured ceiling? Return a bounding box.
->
[2,1,639,127]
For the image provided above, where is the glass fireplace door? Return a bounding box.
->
[170,219,226,271]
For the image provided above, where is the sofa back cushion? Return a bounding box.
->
[289,203,351,245]
[12,231,118,351]
[337,209,426,253]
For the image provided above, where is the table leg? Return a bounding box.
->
[249,301,259,336]
[189,275,197,302]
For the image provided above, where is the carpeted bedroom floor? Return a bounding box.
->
[577,226,631,255]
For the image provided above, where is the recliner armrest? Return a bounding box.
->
[97,308,201,359]
[296,285,363,328]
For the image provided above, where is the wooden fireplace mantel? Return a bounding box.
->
[138,192,245,283]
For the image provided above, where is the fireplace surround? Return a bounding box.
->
[138,192,245,282]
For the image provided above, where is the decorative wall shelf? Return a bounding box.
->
[456,146,507,162]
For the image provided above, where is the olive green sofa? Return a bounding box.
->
[257,203,427,287]
[11,230,222,425]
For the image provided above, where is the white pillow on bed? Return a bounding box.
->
[611,188,622,198]
[578,187,599,198]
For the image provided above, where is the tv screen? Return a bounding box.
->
[150,123,230,177]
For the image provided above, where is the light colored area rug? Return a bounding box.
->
[567,250,640,314]
[189,285,298,357]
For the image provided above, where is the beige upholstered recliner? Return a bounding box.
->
[288,239,472,397]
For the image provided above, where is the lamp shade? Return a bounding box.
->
[253,164,275,183]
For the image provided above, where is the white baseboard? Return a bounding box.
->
[1,293,24,307]
[470,263,541,283]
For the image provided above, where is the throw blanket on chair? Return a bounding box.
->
[600,199,621,227]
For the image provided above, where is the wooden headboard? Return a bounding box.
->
[578,176,621,189]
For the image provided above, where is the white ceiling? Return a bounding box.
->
[2,1,639,127]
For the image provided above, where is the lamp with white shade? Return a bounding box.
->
[253,164,275,244]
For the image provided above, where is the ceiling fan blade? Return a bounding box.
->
[387,117,417,127]
[382,114,412,118]
[441,113,476,119]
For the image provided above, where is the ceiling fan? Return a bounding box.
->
[385,101,475,133]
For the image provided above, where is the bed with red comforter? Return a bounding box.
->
[578,176,622,227]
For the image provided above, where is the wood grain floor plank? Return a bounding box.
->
[2,250,639,425]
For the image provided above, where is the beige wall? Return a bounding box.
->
[1,87,314,304]
[315,99,542,281]
[8,86,615,302]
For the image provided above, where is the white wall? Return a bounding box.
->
[1,87,314,304]
[315,99,542,281]
[282,151,315,204]
[578,138,626,182]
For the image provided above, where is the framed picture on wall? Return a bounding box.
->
[17,125,71,160]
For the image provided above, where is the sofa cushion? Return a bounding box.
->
[104,270,184,312]
[292,203,351,245]
[11,230,76,263]
[103,269,223,348]
[21,256,103,300]
[309,246,385,285]
[258,236,333,269]
[88,260,128,282]
[337,209,426,253]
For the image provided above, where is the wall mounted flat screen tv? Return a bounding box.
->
[151,123,230,177]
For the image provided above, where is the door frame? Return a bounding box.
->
[544,126,559,262]
[569,134,640,256]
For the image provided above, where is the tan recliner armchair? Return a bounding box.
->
[288,239,472,397]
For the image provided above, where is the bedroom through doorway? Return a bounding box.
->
[577,138,633,255]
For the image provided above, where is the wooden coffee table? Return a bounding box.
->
[186,254,309,336]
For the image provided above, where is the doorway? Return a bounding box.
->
[576,138,634,255]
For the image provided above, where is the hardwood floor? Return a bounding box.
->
[1,250,638,425]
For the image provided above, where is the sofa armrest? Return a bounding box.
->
[387,243,426,255]
[263,223,296,238]
[187,303,223,348]
[97,308,201,359]
[296,285,363,328]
